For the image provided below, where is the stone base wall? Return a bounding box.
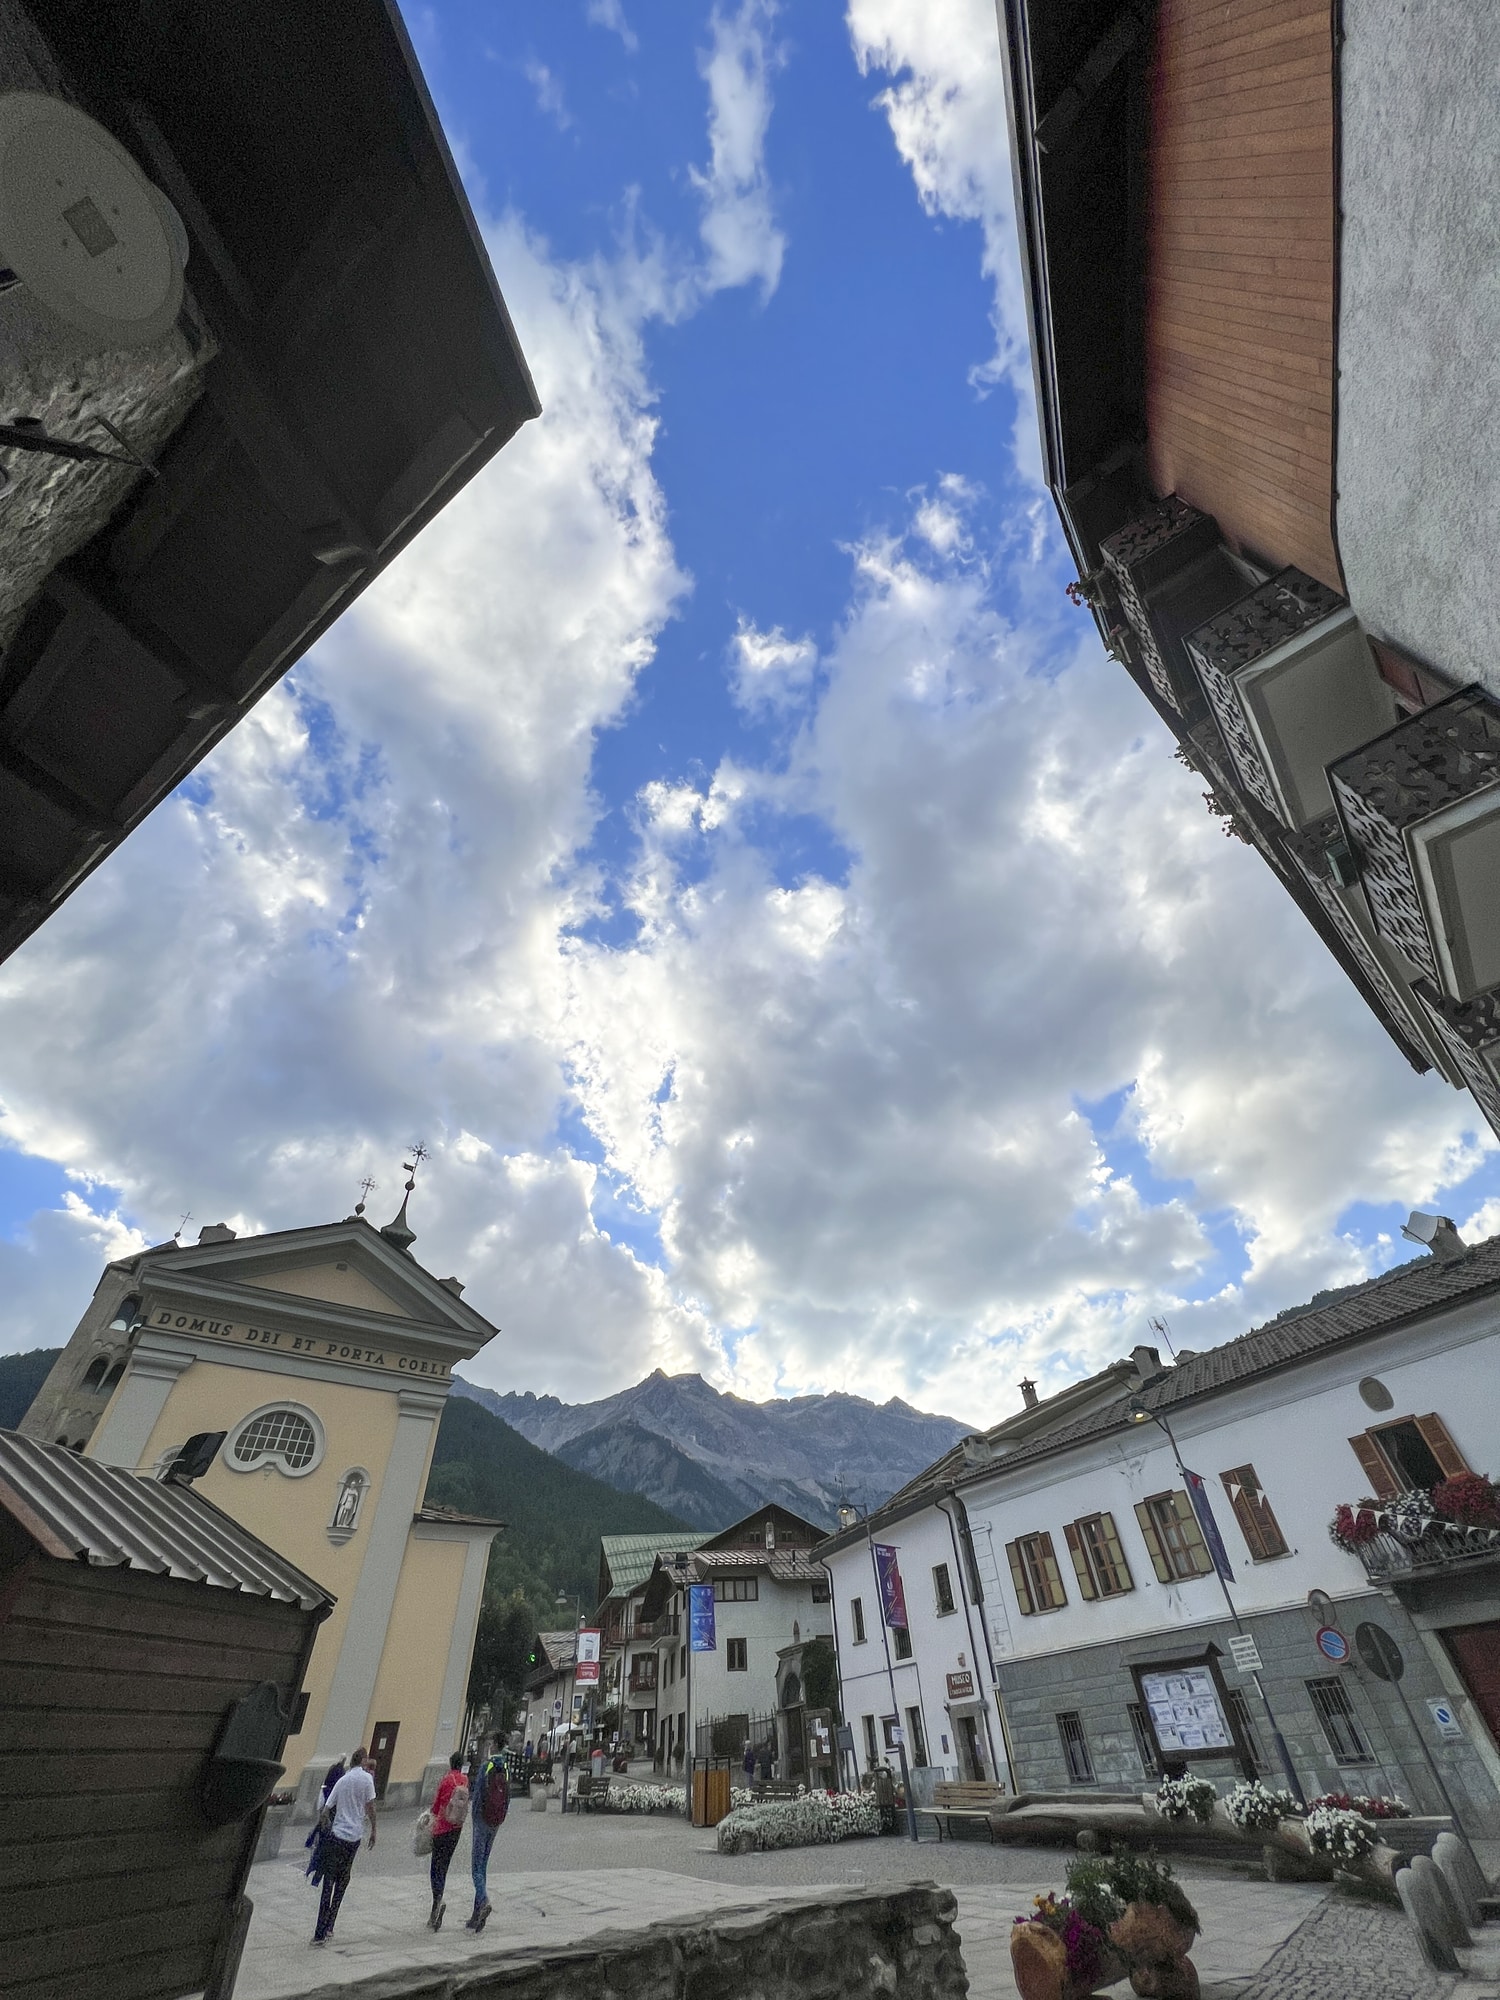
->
[296,1885,968,2000]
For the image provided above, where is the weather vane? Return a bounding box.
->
[402,1142,429,1191]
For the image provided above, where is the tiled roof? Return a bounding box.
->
[0,1430,333,1611]
[681,1547,825,1583]
[599,1530,705,1597]
[964,1237,1500,1484]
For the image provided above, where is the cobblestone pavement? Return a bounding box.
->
[1239,1894,1455,2000]
[241,1804,1329,1999]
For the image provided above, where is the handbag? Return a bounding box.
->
[412,1809,434,1857]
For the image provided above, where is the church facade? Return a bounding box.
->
[21,1201,501,1812]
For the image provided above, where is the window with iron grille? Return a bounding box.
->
[1220,1466,1289,1561]
[851,1595,867,1643]
[231,1406,319,1472]
[1227,1688,1266,1772]
[1057,1711,1095,1784]
[932,1562,956,1615]
[727,1637,748,1672]
[1307,1678,1372,1763]
[1127,1703,1159,1777]
[893,1624,913,1660]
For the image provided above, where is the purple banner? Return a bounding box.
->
[1185,1470,1236,1585]
[873,1543,908,1629]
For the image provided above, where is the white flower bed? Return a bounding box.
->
[600,1782,685,1814]
[1222,1781,1300,1832]
[1153,1776,1218,1823]
[716,1789,881,1854]
[1305,1806,1373,1863]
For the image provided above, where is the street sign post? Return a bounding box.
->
[1428,1697,1465,1743]
[1228,1634,1262,1675]
[1355,1622,1404,1681]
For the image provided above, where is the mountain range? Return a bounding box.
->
[452,1368,968,1530]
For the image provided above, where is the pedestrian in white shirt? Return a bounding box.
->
[312,1747,378,1944]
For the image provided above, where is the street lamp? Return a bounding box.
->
[1126,1397,1305,1805]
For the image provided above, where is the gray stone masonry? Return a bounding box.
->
[1240,1891,1456,2000]
[997,1593,1500,1834]
[281,1885,967,2000]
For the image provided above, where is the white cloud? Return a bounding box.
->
[586,0,638,53]
[690,1,787,301]
[523,58,573,132]
[846,0,1037,473]
[729,617,818,713]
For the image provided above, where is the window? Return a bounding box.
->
[811,1576,830,1603]
[1219,1466,1288,1561]
[679,1645,687,1678]
[80,1357,108,1391]
[893,1625,913,1660]
[713,1577,759,1602]
[727,1637,748,1672]
[850,1596,867,1643]
[932,1562,956,1616]
[1065,1513,1134,1599]
[1006,1531,1068,1614]
[1349,1414,1467,1497]
[227,1404,322,1476]
[1135,1493,1212,1583]
[905,1706,929,1766]
[882,1715,900,1752]
[863,1714,879,1767]
[1227,1689,1266,1773]
[1127,1704,1160,1778]
[1057,1711,1095,1784]
[1308,1678,1372,1763]
[103,1361,125,1390]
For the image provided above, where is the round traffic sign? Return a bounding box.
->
[1355,1621,1405,1683]
[1316,1625,1350,1662]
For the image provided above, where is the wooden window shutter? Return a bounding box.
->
[1135,1501,1173,1583]
[1037,1532,1067,1609]
[1064,1522,1097,1601]
[1415,1415,1469,1477]
[1221,1466,1287,1561]
[1099,1513,1133,1591]
[1171,1489,1211,1574]
[1348,1431,1399,1500]
[1006,1539,1035,1615]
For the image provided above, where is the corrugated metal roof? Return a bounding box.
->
[599,1530,705,1597]
[0,1430,334,1612]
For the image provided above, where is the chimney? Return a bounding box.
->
[196,1223,236,1245]
[1019,1378,1039,1410]
[1131,1344,1163,1382]
[1402,1211,1467,1262]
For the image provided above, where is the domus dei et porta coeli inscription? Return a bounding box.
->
[20,1186,502,1811]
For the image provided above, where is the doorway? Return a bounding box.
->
[1444,1622,1500,1748]
[957,1713,984,1780]
[369,1720,400,1799]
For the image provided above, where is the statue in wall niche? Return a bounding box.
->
[333,1472,365,1531]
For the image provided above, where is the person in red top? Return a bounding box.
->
[425,1753,469,1930]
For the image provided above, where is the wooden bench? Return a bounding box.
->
[919,1781,1008,1843]
[576,1774,611,1812]
[749,1780,803,1801]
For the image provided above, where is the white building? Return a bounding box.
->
[820,1233,1500,1836]
[637,1503,835,1779]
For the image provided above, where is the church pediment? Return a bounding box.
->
[134,1218,494,1352]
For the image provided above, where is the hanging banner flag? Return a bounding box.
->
[689,1581,717,1652]
[873,1543,908,1629]
[1185,1471,1236,1585]
[574,1627,601,1686]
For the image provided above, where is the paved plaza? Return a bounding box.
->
[241,1801,1345,2000]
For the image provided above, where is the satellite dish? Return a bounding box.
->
[0,92,186,346]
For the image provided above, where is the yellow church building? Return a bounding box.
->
[20,1184,502,1813]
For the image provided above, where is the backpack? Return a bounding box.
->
[481,1759,510,1828]
[447,1779,471,1827]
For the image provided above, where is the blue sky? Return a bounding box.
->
[0,0,1496,1420]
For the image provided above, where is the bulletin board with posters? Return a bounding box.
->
[1130,1650,1248,1765]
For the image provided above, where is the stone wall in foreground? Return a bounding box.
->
[300,1884,968,2000]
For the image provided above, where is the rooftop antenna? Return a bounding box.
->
[1148,1314,1177,1360]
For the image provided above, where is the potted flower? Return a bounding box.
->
[1221,1780,1299,1835]
[1328,1501,1382,1552]
[1305,1804,1373,1867]
[1102,1852,1201,2000]
[1010,1891,1122,2000]
[1432,1472,1500,1532]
